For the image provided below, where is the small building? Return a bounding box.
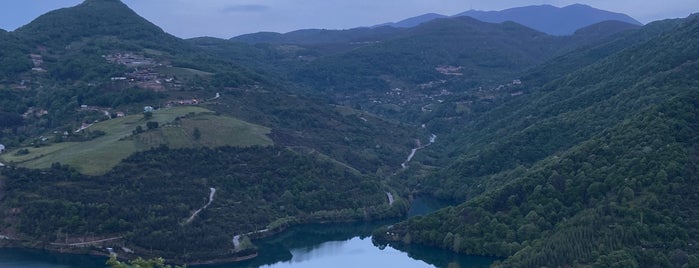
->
[512,79,522,85]
[116,112,125,117]
[144,106,154,112]
[0,144,5,153]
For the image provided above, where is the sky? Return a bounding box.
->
[0,0,697,38]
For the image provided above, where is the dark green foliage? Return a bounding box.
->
[3,1,698,266]
[419,15,699,201]
[1,146,396,261]
[107,255,185,268]
[380,92,699,266]
[146,121,158,130]
[0,31,31,82]
[0,112,23,128]
[294,17,563,93]
[133,125,144,135]
[375,15,699,267]
[192,127,201,140]
[14,0,181,52]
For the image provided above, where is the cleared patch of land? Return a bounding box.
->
[155,66,213,78]
[1,106,272,175]
[135,112,273,149]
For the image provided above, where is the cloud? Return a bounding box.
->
[222,4,270,13]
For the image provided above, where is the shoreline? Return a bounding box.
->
[0,201,409,266]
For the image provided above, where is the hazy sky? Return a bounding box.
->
[1,0,697,38]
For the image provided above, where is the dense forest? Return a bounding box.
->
[1,146,405,261]
[373,13,699,268]
[375,92,699,267]
[1,0,698,266]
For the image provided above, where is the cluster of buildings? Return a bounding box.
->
[103,53,156,67]
[105,52,177,91]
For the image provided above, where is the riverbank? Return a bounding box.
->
[0,193,410,266]
[0,196,490,268]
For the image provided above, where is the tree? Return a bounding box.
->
[146,121,159,130]
[106,255,186,268]
[192,127,201,140]
[144,111,153,120]
[133,125,144,135]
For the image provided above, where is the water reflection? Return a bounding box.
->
[195,197,496,268]
[0,197,497,268]
[0,248,107,268]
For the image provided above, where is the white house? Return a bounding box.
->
[0,144,5,153]
[144,106,154,112]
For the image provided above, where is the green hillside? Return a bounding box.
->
[0,0,415,177]
[1,0,697,266]
[14,0,182,51]
[1,146,403,262]
[0,31,31,82]
[0,2,417,263]
[1,106,272,175]
[374,14,699,267]
[295,17,560,92]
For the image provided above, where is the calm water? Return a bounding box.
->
[0,198,497,268]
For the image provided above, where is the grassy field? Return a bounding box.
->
[135,113,272,149]
[155,66,213,78]
[1,106,272,175]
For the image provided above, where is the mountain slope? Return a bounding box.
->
[375,13,448,28]
[457,4,642,35]
[2,0,417,175]
[0,30,31,82]
[426,14,697,200]
[2,145,404,262]
[523,18,680,87]
[14,0,183,51]
[295,16,560,93]
[375,14,699,266]
[288,16,569,122]
[0,0,421,263]
[379,92,699,266]
[231,26,403,45]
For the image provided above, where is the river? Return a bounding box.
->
[0,198,497,268]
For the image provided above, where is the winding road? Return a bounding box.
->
[401,134,437,169]
[186,187,216,224]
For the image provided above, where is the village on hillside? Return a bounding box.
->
[105,52,181,91]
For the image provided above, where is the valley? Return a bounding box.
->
[0,0,698,267]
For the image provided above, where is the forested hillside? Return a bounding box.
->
[1,0,697,266]
[374,13,699,267]
[2,146,404,262]
[0,0,416,262]
[219,15,641,124]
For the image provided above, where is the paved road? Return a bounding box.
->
[186,187,216,224]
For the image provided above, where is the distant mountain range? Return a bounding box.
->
[375,4,642,35]
[232,3,642,45]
